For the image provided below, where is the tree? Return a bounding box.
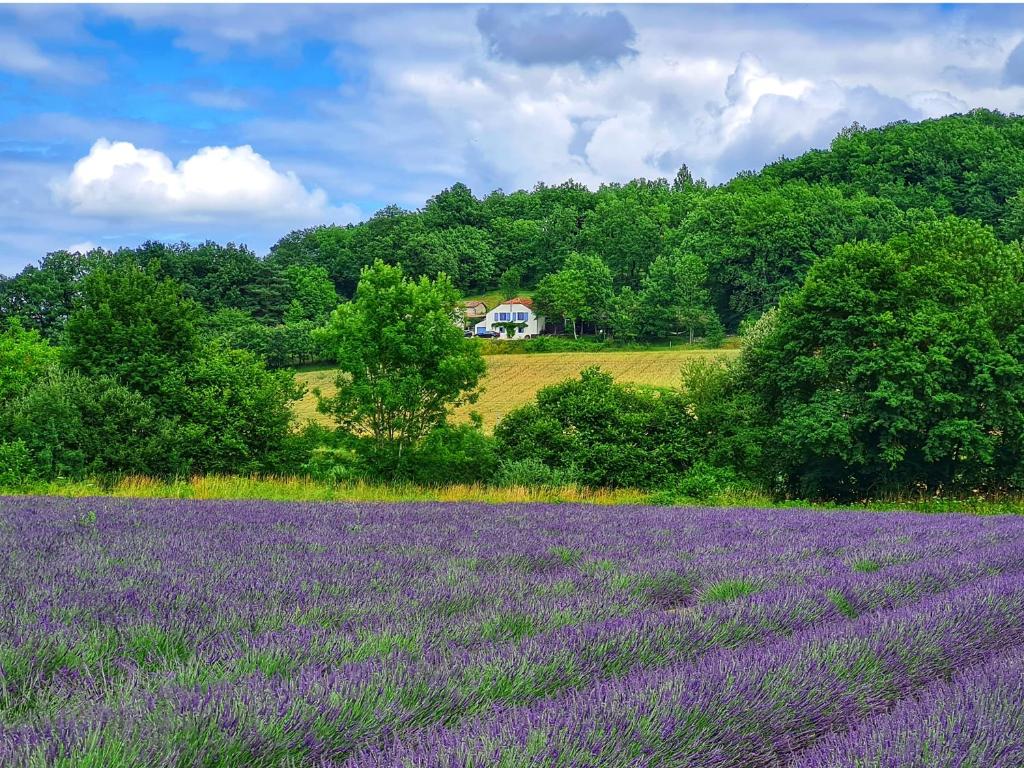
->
[642,251,721,342]
[62,262,201,400]
[404,226,496,291]
[609,286,644,342]
[582,194,667,288]
[498,266,523,300]
[60,261,301,476]
[0,250,95,337]
[672,164,695,192]
[0,320,58,405]
[314,261,485,467]
[740,217,1024,498]
[533,253,613,338]
[283,264,338,323]
[172,347,302,475]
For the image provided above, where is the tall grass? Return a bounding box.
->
[3,475,650,506]
[2,474,1023,515]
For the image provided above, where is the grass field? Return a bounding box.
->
[294,347,739,430]
[3,497,1024,765]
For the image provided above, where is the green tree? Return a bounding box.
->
[741,217,1024,498]
[62,263,201,400]
[582,194,667,288]
[61,262,301,476]
[0,319,58,405]
[283,264,338,323]
[642,251,721,342]
[608,286,644,342]
[498,266,524,300]
[533,253,613,338]
[314,261,485,467]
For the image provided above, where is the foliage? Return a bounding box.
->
[0,439,35,486]
[2,369,170,480]
[533,253,614,338]
[493,456,582,488]
[62,262,201,400]
[740,217,1024,498]
[315,261,486,467]
[0,319,58,405]
[21,261,306,480]
[640,250,722,342]
[497,266,523,301]
[494,366,698,488]
[404,422,498,486]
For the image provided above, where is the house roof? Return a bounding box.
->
[462,300,486,310]
[506,296,534,308]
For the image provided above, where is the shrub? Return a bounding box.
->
[2,370,171,480]
[665,462,742,500]
[494,457,582,488]
[494,367,698,489]
[406,423,498,486]
[0,440,35,487]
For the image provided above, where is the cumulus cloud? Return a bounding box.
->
[54,139,330,220]
[476,7,636,68]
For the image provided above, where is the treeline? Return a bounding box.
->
[5,110,1024,353]
[2,215,1023,501]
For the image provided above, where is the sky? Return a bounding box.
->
[3,3,1024,275]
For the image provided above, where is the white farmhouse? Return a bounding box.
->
[474,297,546,339]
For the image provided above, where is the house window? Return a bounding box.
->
[515,312,529,321]
[476,325,486,333]
[496,312,511,321]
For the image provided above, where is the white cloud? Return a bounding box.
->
[54,139,331,220]
[0,33,99,82]
[188,90,250,111]
[66,241,97,254]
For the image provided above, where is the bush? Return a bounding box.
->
[2,370,171,480]
[665,462,742,500]
[494,457,582,488]
[494,367,699,489]
[0,440,35,487]
[406,423,498,486]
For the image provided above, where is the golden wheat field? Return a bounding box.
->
[294,348,740,432]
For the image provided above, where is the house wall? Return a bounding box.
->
[476,303,545,338]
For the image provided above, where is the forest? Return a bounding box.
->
[3,109,1024,501]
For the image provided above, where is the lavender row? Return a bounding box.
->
[353,573,1024,767]
[3,497,1024,765]
[792,644,1024,768]
[5,548,1018,767]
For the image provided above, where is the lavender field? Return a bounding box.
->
[2,497,1024,766]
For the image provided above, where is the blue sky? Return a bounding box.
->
[2,4,1024,275]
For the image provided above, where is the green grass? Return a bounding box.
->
[701,578,761,603]
[4,475,1024,516]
